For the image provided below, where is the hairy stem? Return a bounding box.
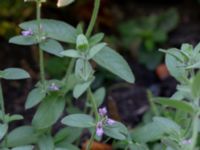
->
[86,129,96,150]
[147,90,159,116]
[86,88,99,150]
[0,81,5,118]
[0,81,8,147]
[189,111,200,150]
[88,88,99,121]
[86,0,100,37]
[36,0,45,87]
[62,58,75,83]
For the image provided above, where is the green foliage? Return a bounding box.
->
[25,87,46,109]
[118,8,179,70]
[32,94,65,129]
[0,124,8,140]
[103,122,128,140]
[61,114,95,128]
[93,46,135,83]
[19,19,77,43]
[5,126,38,147]
[0,68,30,80]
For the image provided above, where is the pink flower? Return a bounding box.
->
[98,107,107,117]
[107,118,115,125]
[48,83,59,91]
[21,28,33,36]
[96,121,104,137]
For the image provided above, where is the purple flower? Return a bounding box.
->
[181,139,192,145]
[96,121,104,137]
[107,118,115,125]
[98,107,107,117]
[48,83,59,91]
[21,28,33,36]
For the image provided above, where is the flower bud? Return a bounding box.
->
[76,34,89,52]
[57,0,74,7]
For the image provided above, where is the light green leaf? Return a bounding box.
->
[56,143,80,150]
[8,114,24,123]
[186,61,200,69]
[153,117,181,134]
[20,19,76,43]
[131,121,165,143]
[60,50,81,58]
[61,114,95,128]
[25,88,46,109]
[32,95,65,129]
[154,97,195,113]
[38,135,54,150]
[192,72,200,99]
[75,59,93,81]
[194,42,200,54]
[54,127,82,144]
[88,43,106,59]
[89,33,104,47]
[93,46,134,83]
[6,126,38,147]
[1,68,30,80]
[162,138,180,150]
[11,145,34,150]
[0,124,8,140]
[9,35,37,46]
[104,122,128,140]
[40,39,64,57]
[165,48,188,83]
[73,78,94,98]
[94,87,106,107]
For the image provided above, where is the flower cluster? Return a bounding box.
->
[96,107,116,137]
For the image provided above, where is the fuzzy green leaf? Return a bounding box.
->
[1,68,30,80]
[20,19,76,43]
[25,88,46,109]
[154,97,195,113]
[61,114,95,128]
[32,95,65,129]
[40,39,64,57]
[93,46,134,83]
[9,35,37,46]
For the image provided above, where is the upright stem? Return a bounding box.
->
[36,0,45,87]
[62,59,75,83]
[0,81,8,147]
[147,90,159,116]
[86,88,99,150]
[189,111,200,150]
[86,0,100,37]
[88,88,99,121]
[0,81,5,119]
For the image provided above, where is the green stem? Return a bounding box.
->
[86,88,99,150]
[0,81,5,118]
[88,88,99,121]
[62,59,75,95]
[147,90,159,116]
[86,129,96,150]
[86,0,100,37]
[0,81,8,147]
[36,0,45,87]
[189,111,200,150]
[62,59,75,83]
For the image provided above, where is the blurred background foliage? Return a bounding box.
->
[1,0,200,131]
[1,0,200,79]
